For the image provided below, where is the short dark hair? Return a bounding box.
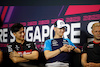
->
[10,23,24,33]
[54,21,57,27]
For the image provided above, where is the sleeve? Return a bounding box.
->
[67,39,77,48]
[82,43,87,53]
[44,39,52,51]
[7,44,13,53]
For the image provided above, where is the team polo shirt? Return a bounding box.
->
[44,38,77,63]
[82,41,100,63]
[7,41,37,53]
[7,40,38,65]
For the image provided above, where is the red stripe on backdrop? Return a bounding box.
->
[65,5,100,15]
[1,6,8,22]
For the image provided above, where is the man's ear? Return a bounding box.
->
[91,30,93,35]
[13,32,16,36]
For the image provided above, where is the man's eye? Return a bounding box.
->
[19,32,22,34]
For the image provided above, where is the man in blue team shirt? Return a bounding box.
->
[44,20,81,67]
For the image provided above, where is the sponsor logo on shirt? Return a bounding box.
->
[52,40,58,46]
[87,44,94,48]
[63,40,69,45]
[15,45,20,50]
[26,43,31,48]
[8,45,13,52]
[17,49,32,54]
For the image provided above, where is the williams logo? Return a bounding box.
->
[52,40,58,46]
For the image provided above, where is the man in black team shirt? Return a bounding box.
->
[81,22,100,67]
[7,23,39,67]
[44,20,81,67]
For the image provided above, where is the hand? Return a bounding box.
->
[60,44,73,52]
[84,63,90,67]
[9,50,20,58]
[69,46,75,51]
[84,62,99,67]
[88,62,99,67]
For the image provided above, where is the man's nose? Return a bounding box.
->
[61,28,65,31]
[22,32,25,35]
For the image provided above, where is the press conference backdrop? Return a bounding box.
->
[0,0,100,52]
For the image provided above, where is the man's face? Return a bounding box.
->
[54,27,65,37]
[14,27,25,41]
[92,26,100,40]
